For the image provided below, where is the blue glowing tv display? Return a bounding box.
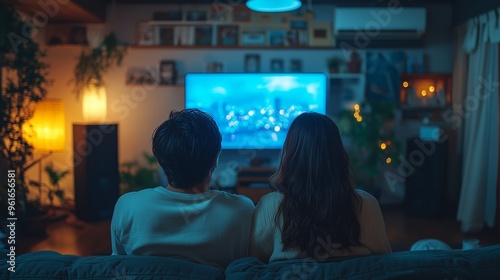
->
[185,73,327,149]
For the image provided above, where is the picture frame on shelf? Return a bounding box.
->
[268,30,285,47]
[211,5,231,22]
[241,30,266,46]
[309,22,333,47]
[194,25,213,46]
[290,59,302,72]
[46,25,87,45]
[277,13,291,25]
[244,54,260,73]
[290,19,308,30]
[254,13,274,25]
[126,67,157,86]
[270,59,284,72]
[206,62,224,73]
[217,25,239,46]
[232,6,252,22]
[153,10,182,21]
[69,26,88,45]
[136,22,155,46]
[285,30,299,47]
[366,51,406,102]
[298,30,309,46]
[156,25,175,46]
[186,10,208,21]
[159,60,177,85]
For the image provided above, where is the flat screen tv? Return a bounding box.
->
[185,73,327,149]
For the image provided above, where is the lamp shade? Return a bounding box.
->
[28,99,66,152]
[82,85,107,122]
[246,0,302,12]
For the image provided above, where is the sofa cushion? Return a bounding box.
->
[0,250,225,280]
[226,245,500,280]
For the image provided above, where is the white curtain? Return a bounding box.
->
[457,8,500,232]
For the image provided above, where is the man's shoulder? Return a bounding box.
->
[210,190,255,209]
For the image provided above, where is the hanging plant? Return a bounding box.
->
[72,33,127,98]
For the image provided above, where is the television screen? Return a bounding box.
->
[185,73,327,149]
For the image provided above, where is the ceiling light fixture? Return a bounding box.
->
[246,0,302,13]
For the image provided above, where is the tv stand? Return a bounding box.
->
[236,167,276,204]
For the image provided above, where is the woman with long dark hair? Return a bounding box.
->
[250,112,391,262]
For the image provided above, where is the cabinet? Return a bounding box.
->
[236,167,275,204]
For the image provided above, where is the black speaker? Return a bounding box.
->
[73,124,119,222]
[404,137,448,218]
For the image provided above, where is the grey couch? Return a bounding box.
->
[1,245,500,279]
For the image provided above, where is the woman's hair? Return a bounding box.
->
[271,112,361,257]
[152,109,221,189]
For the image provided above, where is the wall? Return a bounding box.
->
[30,3,454,204]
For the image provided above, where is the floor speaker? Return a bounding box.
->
[404,137,448,218]
[73,124,119,222]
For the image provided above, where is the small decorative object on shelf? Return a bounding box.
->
[348,51,362,73]
[206,62,224,73]
[159,60,177,85]
[136,22,155,46]
[290,59,302,72]
[327,56,345,74]
[217,25,239,46]
[400,73,452,121]
[244,54,260,72]
[270,59,284,72]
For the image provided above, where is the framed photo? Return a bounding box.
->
[241,30,266,46]
[206,62,224,73]
[244,54,260,73]
[126,67,157,86]
[186,10,208,21]
[254,13,274,25]
[232,6,251,22]
[69,26,88,45]
[309,22,333,47]
[290,59,302,72]
[159,60,177,85]
[268,30,285,47]
[46,25,87,45]
[211,5,231,22]
[156,26,175,46]
[366,51,406,102]
[285,30,298,47]
[153,10,182,21]
[194,26,213,46]
[290,20,308,30]
[270,59,284,73]
[217,25,239,46]
[136,22,155,46]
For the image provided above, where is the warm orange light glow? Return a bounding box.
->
[354,104,360,110]
[403,81,409,88]
[429,86,435,92]
[356,116,362,122]
[83,85,107,122]
[386,157,392,164]
[380,143,387,150]
[421,90,427,97]
[25,99,66,152]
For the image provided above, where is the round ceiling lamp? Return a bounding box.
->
[246,0,302,13]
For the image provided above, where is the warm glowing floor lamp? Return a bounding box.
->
[24,99,66,198]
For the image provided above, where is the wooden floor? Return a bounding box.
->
[16,205,500,256]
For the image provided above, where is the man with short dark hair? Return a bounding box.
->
[111,109,254,268]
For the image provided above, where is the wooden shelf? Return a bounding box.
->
[130,45,337,50]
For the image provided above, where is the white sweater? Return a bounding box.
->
[111,186,255,267]
[250,190,392,262]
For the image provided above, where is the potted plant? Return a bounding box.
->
[336,101,401,198]
[327,56,345,74]
[1,4,51,219]
[120,152,162,194]
[72,33,127,98]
